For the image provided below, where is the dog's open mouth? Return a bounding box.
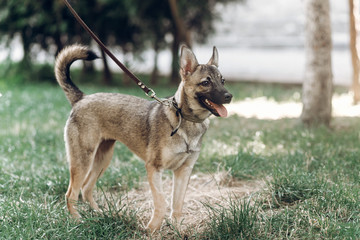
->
[201,98,228,117]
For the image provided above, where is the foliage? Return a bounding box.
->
[0,0,244,84]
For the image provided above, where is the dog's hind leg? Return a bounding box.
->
[65,136,98,218]
[81,139,116,211]
[146,164,166,232]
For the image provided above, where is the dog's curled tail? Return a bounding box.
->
[55,45,98,106]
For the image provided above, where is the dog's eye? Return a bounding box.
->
[200,77,211,87]
[221,77,226,85]
[201,80,210,87]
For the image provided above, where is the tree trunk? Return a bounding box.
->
[168,0,192,47]
[150,41,160,85]
[349,0,360,104]
[82,60,95,75]
[168,0,192,84]
[20,29,32,68]
[170,33,181,84]
[301,0,333,126]
[54,33,63,57]
[100,48,113,85]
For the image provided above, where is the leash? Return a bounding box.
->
[62,0,186,136]
[62,0,163,103]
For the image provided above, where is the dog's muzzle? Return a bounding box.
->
[199,91,232,118]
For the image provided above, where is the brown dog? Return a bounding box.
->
[55,44,232,231]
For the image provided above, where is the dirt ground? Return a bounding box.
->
[114,172,266,236]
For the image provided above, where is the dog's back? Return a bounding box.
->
[54,45,176,160]
[70,92,164,160]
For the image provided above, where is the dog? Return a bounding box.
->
[55,44,232,231]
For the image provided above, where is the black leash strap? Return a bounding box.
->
[62,0,161,101]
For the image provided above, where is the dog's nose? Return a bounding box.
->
[224,92,232,103]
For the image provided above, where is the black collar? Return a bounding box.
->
[170,97,207,136]
[172,97,182,117]
[170,97,182,136]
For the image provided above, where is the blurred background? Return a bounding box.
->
[0,0,351,86]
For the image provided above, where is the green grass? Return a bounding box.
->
[201,197,260,239]
[1,72,360,239]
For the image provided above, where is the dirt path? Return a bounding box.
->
[116,172,265,235]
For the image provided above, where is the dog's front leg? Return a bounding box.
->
[170,152,199,222]
[146,164,166,232]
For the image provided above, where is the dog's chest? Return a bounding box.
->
[177,128,203,153]
[161,124,206,170]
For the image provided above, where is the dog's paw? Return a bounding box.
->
[146,219,162,233]
[170,211,183,220]
[169,213,185,232]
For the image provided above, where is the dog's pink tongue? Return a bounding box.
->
[211,102,228,117]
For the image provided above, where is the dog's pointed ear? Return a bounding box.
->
[207,46,219,67]
[180,45,199,76]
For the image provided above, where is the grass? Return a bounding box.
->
[1,69,360,239]
[201,197,260,239]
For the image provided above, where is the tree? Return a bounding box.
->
[0,1,90,62]
[166,0,242,84]
[0,0,244,85]
[87,0,144,85]
[301,0,333,126]
[0,1,45,65]
[168,0,192,84]
[0,0,143,84]
[135,0,235,84]
[133,0,172,85]
[349,0,360,104]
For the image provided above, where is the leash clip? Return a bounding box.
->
[146,88,172,106]
[145,88,161,102]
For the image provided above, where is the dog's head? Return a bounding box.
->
[178,46,232,119]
